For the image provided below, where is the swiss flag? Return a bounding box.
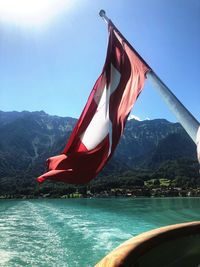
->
[37,22,150,184]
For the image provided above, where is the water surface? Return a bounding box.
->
[0,198,200,266]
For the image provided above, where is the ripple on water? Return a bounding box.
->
[0,198,200,267]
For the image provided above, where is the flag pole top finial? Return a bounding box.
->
[99,10,106,17]
[99,10,109,24]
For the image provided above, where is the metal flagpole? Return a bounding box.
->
[99,10,200,145]
[146,71,199,143]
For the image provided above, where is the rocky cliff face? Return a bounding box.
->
[114,118,196,168]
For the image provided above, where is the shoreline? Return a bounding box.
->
[1,194,200,200]
[1,185,200,200]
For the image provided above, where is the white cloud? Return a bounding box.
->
[128,114,151,121]
[128,114,141,121]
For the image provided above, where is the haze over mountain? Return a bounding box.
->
[0,110,198,196]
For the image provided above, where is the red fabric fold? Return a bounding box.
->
[37,23,150,184]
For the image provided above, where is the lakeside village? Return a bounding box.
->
[1,179,200,199]
[1,188,200,199]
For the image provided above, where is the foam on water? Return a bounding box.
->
[0,198,200,267]
[0,250,15,265]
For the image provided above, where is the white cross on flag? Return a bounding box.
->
[37,22,150,184]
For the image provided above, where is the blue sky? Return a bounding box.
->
[0,0,200,122]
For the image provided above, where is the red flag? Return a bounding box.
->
[37,22,150,184]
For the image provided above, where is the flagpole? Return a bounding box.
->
[99,10,200,144]
[146,71,199,143]
[99,10,109,24]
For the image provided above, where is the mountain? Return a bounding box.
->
[0,110,199,195]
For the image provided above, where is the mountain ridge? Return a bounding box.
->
[0,110,199,195]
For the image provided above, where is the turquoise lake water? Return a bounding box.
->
[0,198,200,267]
